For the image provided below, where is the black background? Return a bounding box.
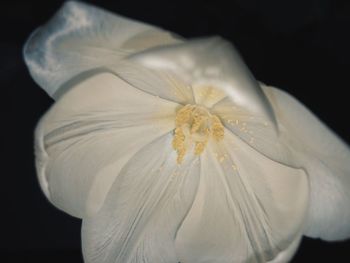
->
[1,0,350,262]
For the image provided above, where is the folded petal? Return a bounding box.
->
[129,37,275,124]
[35,72,179,218]
[175,130,308,262]
[262,84,350,241]
[128,38,302,167]
[81,133,200,263]
[24,1,181,98]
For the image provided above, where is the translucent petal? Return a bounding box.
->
[23,1,181,98]
[175,130,308,262]
[35,72,179,218]
[267,236,301,263]
[81,134,200,263]
[262,84,350,241]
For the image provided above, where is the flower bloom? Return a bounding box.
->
[24,1,350,263]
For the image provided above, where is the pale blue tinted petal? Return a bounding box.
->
[24,1,181,98]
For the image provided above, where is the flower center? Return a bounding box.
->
[172,104,224,164]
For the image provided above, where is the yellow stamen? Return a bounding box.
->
[172,104,224,164]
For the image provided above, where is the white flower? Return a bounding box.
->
[24,1,350,263]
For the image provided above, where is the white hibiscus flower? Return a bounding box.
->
[23,1,350,262]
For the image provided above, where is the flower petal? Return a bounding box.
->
[81,133,200,263]
[267,236,302,263]
[175,131,308,262]
[110,60,195,105]
[262,84,350,241]
[35,72,179,218]
[128,38,299,166]
[211,96,296,166]
[23,1,181,98]
[129,37,275,124]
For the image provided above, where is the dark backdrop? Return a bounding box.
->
[1,0,350,262]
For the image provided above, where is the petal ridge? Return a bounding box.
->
[82,133,201,263]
